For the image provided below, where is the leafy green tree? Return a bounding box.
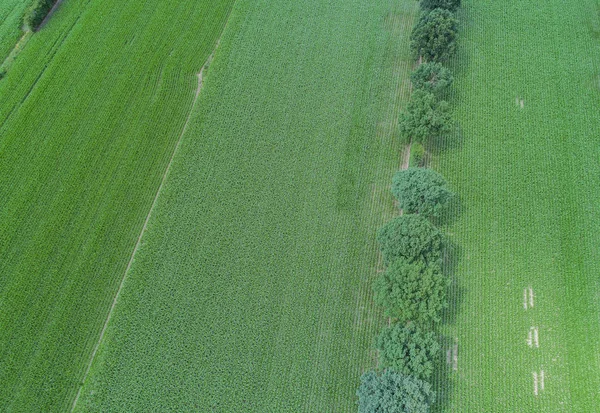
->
[376,214,443,266]
[373,258,449,324]
[410,8,458,62]
[357,370,436,413]
[376,323,441,380]
[398,90,452,145]
[391,167,454,217]
[410,63,453,95]
[420,0,461,12]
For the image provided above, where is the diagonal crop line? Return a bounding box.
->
[68,6,236,411]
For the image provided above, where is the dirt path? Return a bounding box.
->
[68,6,236,411]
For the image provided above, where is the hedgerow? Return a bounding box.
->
[410,62,453,96]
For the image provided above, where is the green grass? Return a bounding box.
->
[0,0,30,62]
[75,0,421,411]
[0,0,236,411]
[434,0,600,410]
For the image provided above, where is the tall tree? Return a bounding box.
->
[376,323,441,380]
[410,8,458,63]
[357,370,436,413]
[373,258,449,325]
[410,62,453,95]
[420,0,461,12]
[391,167,454,217]
[376,214,443,266]
[398,90,452,145]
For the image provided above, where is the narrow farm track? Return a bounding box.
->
[0,1,236,411]
[433,0,600,411]
[73,0,421,411]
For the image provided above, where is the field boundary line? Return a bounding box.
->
[68,5,237,410]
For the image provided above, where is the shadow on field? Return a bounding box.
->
[441,238,465,326]
[432,335,457,413]
[430,122,464,154]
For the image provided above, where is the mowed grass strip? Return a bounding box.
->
[0,0,235,411]
[76,0,419,411]
[434,0,600,411]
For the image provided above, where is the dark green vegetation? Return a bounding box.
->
[0,0,236,410]
[377,215,443,266]
[373,259,448,325]
[410,62,453,95]
[392,167,454,217]
[410,8,458,62]
[434,0,600,410]
[420,0,460,12]
[72,0,422,411]
[376,323,441,380]
[24,0,58,30]
[398,90,452,145]
[357,370,435,413]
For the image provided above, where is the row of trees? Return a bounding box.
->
[357,0,462,411]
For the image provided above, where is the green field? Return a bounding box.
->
[435,0,600,410]
[3,0,600,410]
[74,0,420,410]
[0,1,235,411]
[0,0,30,62]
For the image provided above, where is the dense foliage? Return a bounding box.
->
[357,370,436,413]
[376,323,441,380]
[391,167,454,217]
[373,258,448,324]
[376,214,443,266]
[410,8,458,62]
[23,0,58,30]
[420,0,461,12]
[398,89,452,144]
[410,62,453,95]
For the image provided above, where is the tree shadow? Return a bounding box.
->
[441,237,465,326]
[431,334,457,413]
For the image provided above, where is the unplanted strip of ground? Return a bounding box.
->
[75,0,419,411]
[0,0,235,411]
[434,0,600,411]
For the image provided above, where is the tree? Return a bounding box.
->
[409,142,425,167]
[373,258,449,325]
[398,90,452,145]
[410,8,458,63]
[420,0,461,12]
[391,167,454,217]
[410,62,453,95]
[376,323,441,380]
[357,370,436,413]
[376,214,443,266]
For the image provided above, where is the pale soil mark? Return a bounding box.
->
[68,6,237,410]
[533,369,545,396]
[524,287,534,309]
[527,327,539,348]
